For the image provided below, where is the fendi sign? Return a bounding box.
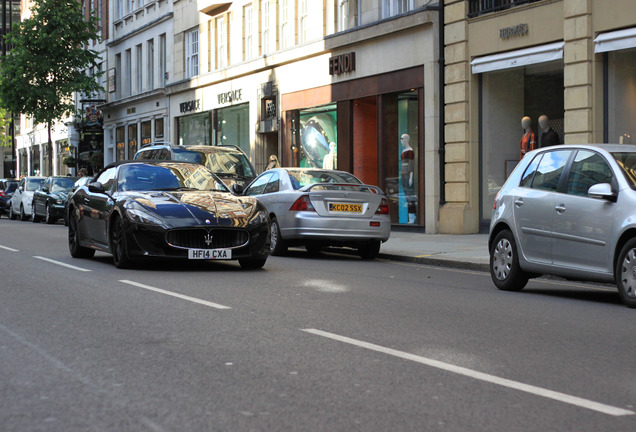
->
[329,52,356,75]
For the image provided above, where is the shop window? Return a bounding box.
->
[141,121,151,146]
[179,112,211,146]
[294,104,337,169]
[214,104,250,157]
[608,48,636,144]
[128,123,138,159]
[116,126,125,161]
[155,118,164,139]
[480,63,564,221]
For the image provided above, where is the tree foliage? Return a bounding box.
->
[0,0,102,127]
[0,108,12,147]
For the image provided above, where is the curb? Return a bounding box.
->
[378,252,490,273]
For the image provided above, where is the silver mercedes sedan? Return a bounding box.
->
[489,144,636,308]
[241,168,391,259]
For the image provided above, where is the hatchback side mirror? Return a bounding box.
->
[231,184,244,195]
[588,183,616,202]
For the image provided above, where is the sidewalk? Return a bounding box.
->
[378,231,490,272]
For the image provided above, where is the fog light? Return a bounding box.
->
[370,222,380,227]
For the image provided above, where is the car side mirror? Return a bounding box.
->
[88,182,106,194]
[588,183,616,201]
[231,184,244,195]
[41,186,49,193]
[18,186,23,192]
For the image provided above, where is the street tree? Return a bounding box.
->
[0,0,102,160]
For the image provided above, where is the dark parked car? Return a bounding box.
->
[0,179,18,218]
[67,161,270,269]
[134,143,256,192]
[32,176,77,224]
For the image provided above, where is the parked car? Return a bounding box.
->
[63,176,93,225]
[67,161,270,269]
[241,168,390,259]
[134,143,256,192]
[489,144,636,308]
[8,176,45,221]
[0,178,18,218]
[32,176,77,224]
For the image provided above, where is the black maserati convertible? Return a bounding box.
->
[67,161,270,269]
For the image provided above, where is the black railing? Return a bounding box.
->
[468,0,543,18]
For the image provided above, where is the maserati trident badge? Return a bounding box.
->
[204,233,213,246]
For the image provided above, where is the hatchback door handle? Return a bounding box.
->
[555,204,566,213]
[514,198,523,207]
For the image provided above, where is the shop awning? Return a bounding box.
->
[197,0,232,16]
[470,42,565,74]
[594,27,636,53]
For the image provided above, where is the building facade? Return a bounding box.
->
[442,0,636,233]
[168,0,441,230]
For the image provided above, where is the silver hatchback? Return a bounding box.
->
[489,144,636,308]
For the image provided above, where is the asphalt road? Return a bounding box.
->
[1,217,635,431]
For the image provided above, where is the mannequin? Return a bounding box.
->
[538,115,560,148]
[322,142,337,169]
[265,154,280,171]
[519,116,536,159]
[400,134,416,224]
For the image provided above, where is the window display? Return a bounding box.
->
[178,111,211,146]
[214,103,250,157]
[297,104,337,169]
[608,48,636,144]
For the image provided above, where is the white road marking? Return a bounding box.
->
[119,280,231,310]
[33,256,92,272]
[302,328,635,417]
[0,245,19,252]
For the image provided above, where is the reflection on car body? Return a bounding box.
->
[242,168,390,259]
[489,144,636,308]
[67,161,270,269]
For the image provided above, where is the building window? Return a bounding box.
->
[279,0,291,49]
[136,44,142,93]
[261,0,270,55]
[141,121,152,146]
[298,0,308,44]
[115,53,122,99]
[125,49,131,96]
[116,126,125,161]
[159,34,166,87]
[178,112,211,146]
[214,104,250,157]
[468,0,543,18]
[147,39,154,90]
[128,123,138,159]
[337,0,358,32]
[155,118,164,139]
[185,29,199,78]
[115,0,122,19]
[382,0,413,18]
[126,0,132,15]
[216,16,227,69]
[244,4,253,60]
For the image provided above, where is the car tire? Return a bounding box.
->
[490,229,529,292]
[45,203,56,224]
[238,257,267,269]
[19,204,29,221]
[110,215,132,269]
[68,212,95,259]
[8,203,17,220]
[358,241,381,260]
[31,203,41,223]
[616,238,636,308]
[269,218,287,256]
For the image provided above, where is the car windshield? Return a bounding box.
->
[611,152,636,188]
[286,170,362,190]
[202,151,255,178]
[25,178,44,191]
[51,178,76,193]
[4,181,17,192]
[172,149,203,164]
[118,163,229,193]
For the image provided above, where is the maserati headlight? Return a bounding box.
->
[124,201,165,226]
[247,206,269,227]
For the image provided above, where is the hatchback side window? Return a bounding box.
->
[244,173,273,196]
[520,154,543,188]
[565,150,613,197]
[263,172,280,194]
[529,150,572,191]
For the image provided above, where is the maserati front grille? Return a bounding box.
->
[166,228,249,249]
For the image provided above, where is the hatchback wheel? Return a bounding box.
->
[269,218,287,256]
[616,238,636,308]
[490,230,529,292]
[19,204,29,221]
[68,213,95,259]
[9,203,17,220]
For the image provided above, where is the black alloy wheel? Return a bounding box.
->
[45,203,56,224]
[68,212,95,258]
[489,229,529,292]
[269,218,287,256]
[110,215,131,269]
[31,203,41,223]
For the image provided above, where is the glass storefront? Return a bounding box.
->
[116,126,125,161]
[296,103,337,169]
[607,48,636,144]
[480,62,564,220]
[214,103,250,157]
[141,120,152,147]
[155,118,164,140]
[178,111,211,146]
[128,124,138,159]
